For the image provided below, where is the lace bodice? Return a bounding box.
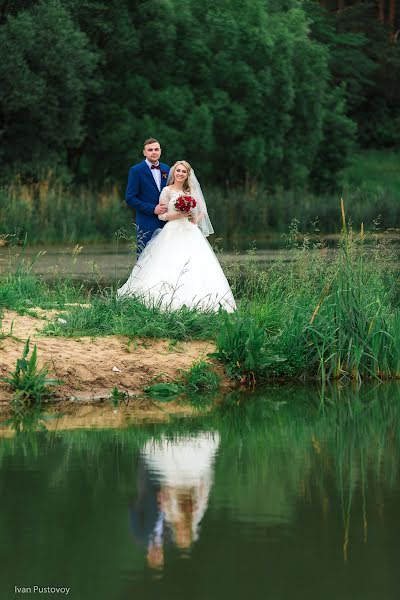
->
[158,187,186,217]
[157,183,214,237]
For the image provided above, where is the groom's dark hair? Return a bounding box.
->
[143,138,160,148]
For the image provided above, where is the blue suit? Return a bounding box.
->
[125,160,170,252]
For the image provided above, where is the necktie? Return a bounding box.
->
[151,165,160,170]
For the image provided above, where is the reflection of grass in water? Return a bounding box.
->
[213,383,400,559]
[1,383,399,563]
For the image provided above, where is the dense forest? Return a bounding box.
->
[0,0,399,191]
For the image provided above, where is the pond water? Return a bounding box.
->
[1,235,397,285]
[1,383,399,600]
[0,243,288,284]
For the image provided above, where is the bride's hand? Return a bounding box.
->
[188,211,203,224]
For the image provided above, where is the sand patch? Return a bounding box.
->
[0,310,219,403]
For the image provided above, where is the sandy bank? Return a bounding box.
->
[0,309,219,403]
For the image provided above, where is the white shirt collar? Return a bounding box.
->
[145,158,160,168]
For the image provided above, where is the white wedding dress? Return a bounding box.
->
[117,188,236,312]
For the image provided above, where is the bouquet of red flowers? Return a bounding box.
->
[174,195,197,213]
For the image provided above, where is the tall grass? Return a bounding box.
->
[0,176,127,244]
[217,210,400,384]
[0,242,87,312]
[1,151,399,246]
[1,204,399,385]
[44,293,221,341]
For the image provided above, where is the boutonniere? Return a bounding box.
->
[162,171,168,179]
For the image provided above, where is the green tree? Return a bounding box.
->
[305,0,400,149]
[65,0,178,182]
[0,0,361,189]
[0,0,96,178]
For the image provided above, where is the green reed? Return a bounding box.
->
[0,177,127,244]
[0,339,60,408]
[1,150,399,246]
[217,211,400,384]
[1,205,399,385]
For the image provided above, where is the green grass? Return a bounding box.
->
[216,211,400,384]
[341,149,400,197]
[1,151,399,247]
[141,361,221,400]
[1,338,60,404]
[44,294,221,341]
[0,241,87,313]
[0,179,127,244]
[1,205,399,387]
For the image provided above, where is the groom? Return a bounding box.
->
[125,138,170,253]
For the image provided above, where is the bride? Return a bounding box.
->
[117,160,236,312]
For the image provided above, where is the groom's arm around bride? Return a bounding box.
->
[125,138,170,252]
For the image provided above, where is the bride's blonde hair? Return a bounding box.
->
[169,160,192,194]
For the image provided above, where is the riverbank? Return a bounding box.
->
[1,208,400,404]
[0,309,226,403]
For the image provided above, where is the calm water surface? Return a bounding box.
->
[1,384,399,600]
[0,243,285,283]
[2,238,397,284]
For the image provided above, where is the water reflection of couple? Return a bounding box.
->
[130,432,220,570]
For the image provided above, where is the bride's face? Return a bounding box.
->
[174,164,188,184]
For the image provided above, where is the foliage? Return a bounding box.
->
[304,204,400,382]
[178,360,221,393]
[109,386,129,408]
[143,382,182,400]
[0,0,366,189]
[216,208,400,384]
[44,294,220,341]
[144,361,221,399]
[1,205,400,387]
[0,243,85,311]
[1,338,60,404]
[305,0,400,149]
[213,312,286,385]
[2,149,400,244]
[0,0,97,179]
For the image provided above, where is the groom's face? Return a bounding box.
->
[143,143,161,164]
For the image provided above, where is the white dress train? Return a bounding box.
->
[117,189,236,312]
